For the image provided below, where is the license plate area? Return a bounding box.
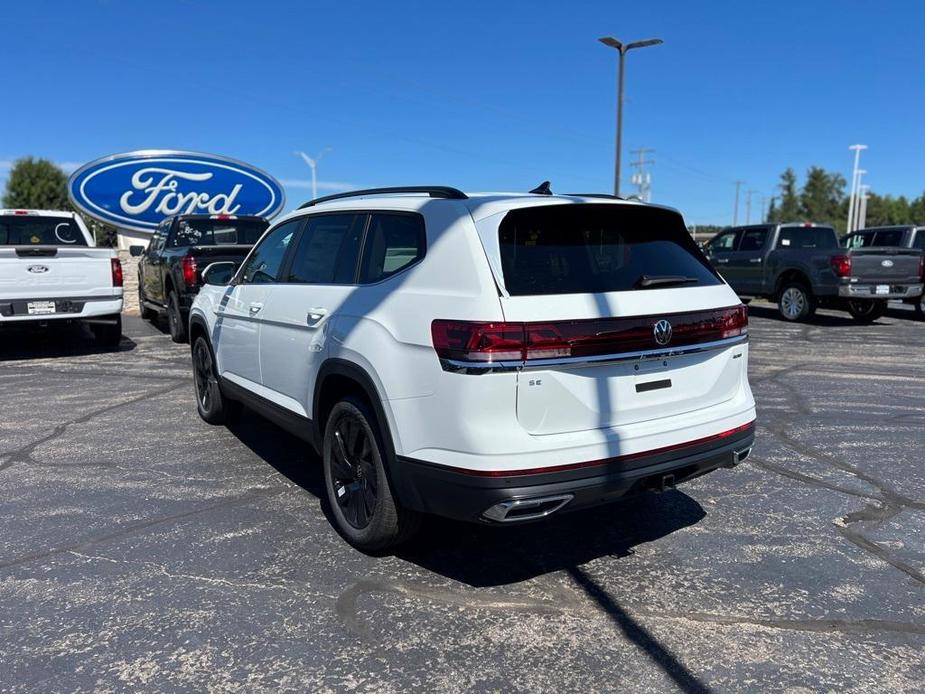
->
[27,301,57,315]
[875,285,890,295]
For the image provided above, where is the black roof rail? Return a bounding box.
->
[299,186,468,208]
[564,193,625,200]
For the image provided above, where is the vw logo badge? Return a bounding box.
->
[28,265,49,274]
[653,319,672,346]
[881,259,894,268]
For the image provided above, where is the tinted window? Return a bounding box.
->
[739,228,768,251]
[710,230,739,251]
[498,205,721,296]
[844,233,871,249]
[287,214,365,284]
[171,218,268,247]
[871,229,905,246]
[776,227,838,249]
[913,230,925,250]
[0,216,87,246]
[239,221,298,284]
[359,214,426,283]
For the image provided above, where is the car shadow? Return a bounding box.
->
[746,303,885,326]
[226,411,706,587]
[0,323,136,361]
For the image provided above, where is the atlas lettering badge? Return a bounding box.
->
[68,150,285,233]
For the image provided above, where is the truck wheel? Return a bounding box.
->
[138,286,156,320]
[847,299,887,323]
[92,314,122,350]
[167,291,188,343]
[323,397,420,552]
[192,335,237,424]
[778,283,815,322]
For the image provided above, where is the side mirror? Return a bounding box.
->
[201,261,238,286]
[129,245,144,257]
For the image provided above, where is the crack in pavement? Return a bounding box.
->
[0,380,187,473]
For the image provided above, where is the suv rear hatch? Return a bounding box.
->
[475,203,747,436]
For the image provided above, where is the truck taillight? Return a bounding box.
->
[431,305,749,364]
[110,258,123,287]
[181,256,199,287]
[830,255,852,278]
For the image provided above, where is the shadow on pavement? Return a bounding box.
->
[0,323,136,360]
[746,304,886,326]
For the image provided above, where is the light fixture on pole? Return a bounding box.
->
[598,36,663,197]
[846,144,867,232]
[295,148,332,201]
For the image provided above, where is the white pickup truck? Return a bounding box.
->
[0,209,124,347]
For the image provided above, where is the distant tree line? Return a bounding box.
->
[766,166,925,232]
[2,157,117,246]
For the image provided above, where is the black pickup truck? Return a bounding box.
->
[705,223,923,322]
[843,225,925,318]
[131,214,268,342]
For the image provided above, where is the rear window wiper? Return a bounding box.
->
[634,275,700,289]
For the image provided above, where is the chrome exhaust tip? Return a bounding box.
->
[482,494,574,523]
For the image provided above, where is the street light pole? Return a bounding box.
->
[295,148,332,201]
[847,144,867,232]
[599,36,663,197]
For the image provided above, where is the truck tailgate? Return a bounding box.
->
[0,246,118,300]
[849,248,922,282]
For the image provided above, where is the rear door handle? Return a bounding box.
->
[306,308,328,327]
[716,258,729,264]
[249,302,263,315]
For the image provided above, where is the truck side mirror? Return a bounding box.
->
[129,245,144,257]
[201,261,238,286]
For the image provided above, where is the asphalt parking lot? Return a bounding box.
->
[1,304,923,692]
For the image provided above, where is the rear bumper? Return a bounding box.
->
[838,283,922,299]
[390,423,755,523]
[0,296,122,322]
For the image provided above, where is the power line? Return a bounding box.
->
[733,181,744,226]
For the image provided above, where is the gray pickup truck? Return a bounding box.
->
[842,225,925,318]
[705,223,923,322]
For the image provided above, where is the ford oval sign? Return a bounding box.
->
[68,150,285,233]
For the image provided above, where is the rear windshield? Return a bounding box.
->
[0,216,88,246]
[497,204,721,296]
[776,227,838,249]
[171,218,268,247]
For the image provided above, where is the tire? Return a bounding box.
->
[777,282,816,322]
[167,291,188,343]
[192,335,237,424]
[323,397,420,552]
[92,314,122,349]
[914,295,925,321]
[847,299,887,323]
[138,284,156,321]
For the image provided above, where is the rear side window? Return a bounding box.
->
[171,218,268,247]
[0,216,87,246]
[710,230,740,251]
[844,233,872,249]
[498,205,720,296]
[776,227,837,249]
[287,214,365,284]
[239,220,298,284]
[359,213,426,283]
[871,229,905,246]
[913,230,925,250]
[738,228,768,251]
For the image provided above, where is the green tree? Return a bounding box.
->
[777,168,801,222]
[766,197,777,223]
[800,166,845,228]
[1,157,71,210]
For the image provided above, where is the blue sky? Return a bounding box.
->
[1,0,922,225]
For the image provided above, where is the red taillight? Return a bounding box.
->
[14,210,30,215]
[830,254,852,278]
[181,256,199,287]
[110,257,123,287]
[432,305,748,364]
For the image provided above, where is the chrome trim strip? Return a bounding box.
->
[439,334,749,374]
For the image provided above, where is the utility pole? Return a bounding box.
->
[598,36,663,197]
[846,144,867,232]
[733,180,744,226]
[630,147,655,202]
[746,189,757,224]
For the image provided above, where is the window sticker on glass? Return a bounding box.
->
[781,238,791,246]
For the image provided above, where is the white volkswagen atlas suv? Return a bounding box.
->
[188,186,756,550]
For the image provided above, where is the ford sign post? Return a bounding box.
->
[68,150,285,248]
